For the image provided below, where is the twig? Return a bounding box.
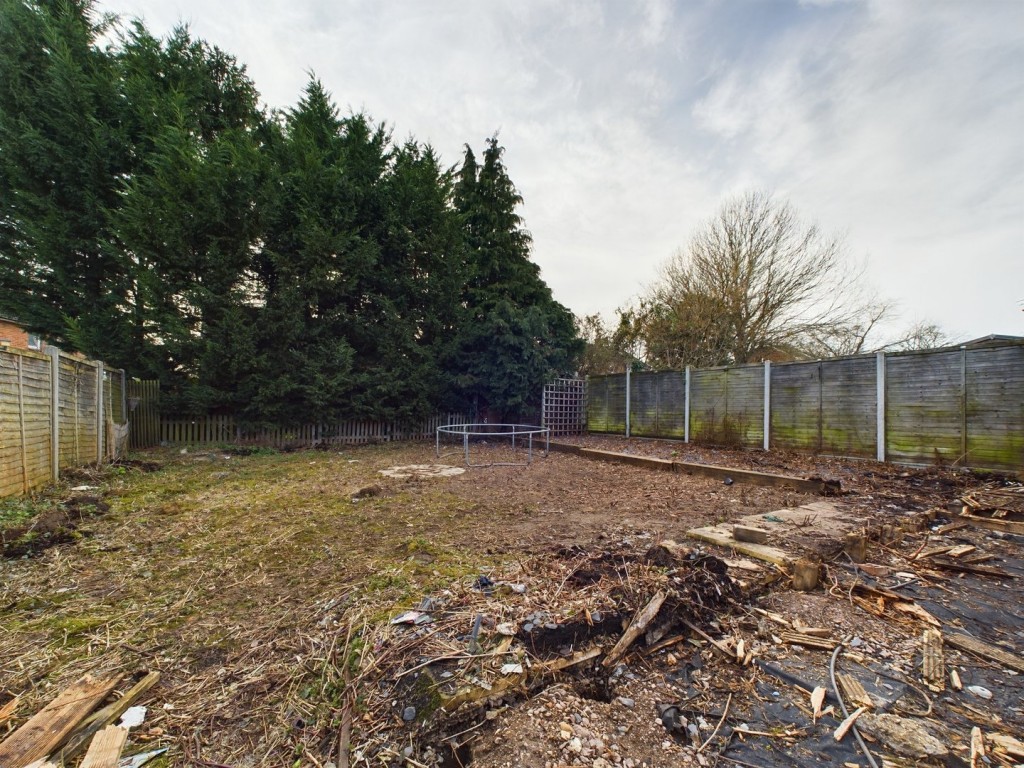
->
[697,692,732,753]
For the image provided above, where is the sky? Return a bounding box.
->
[98,0,1024,342]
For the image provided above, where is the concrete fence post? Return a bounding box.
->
[684,365,691,444]
[763,360,771,450]
[624,367,631,438]
[960,346,968,462]
[876,351,886,462]
[96,361,105,464]
[47,346,60,482]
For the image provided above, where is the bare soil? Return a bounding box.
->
[0,439,1020,768]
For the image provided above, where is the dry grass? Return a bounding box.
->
[1,443,508,766]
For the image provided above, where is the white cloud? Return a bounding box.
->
[100,0,1024,338]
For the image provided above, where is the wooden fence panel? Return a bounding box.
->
[723,366,764,448]
[689,368,727,444]
[629,372,660,437]
[965,345,1024,470]
[820,357,876,457]
[0,351,53,495]
[128,379,160,449]
[58,355,98,468]
[655,371,687,438]
[770,362,821,451]
[886,350,963,465]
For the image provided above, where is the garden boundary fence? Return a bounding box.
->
[156,413,470,448]
[0,346,126,497]
[587,340,1024,472]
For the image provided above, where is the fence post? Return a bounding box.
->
[960,346,968,463]
[96,361,104,463]
[876,351,886,462]
[684,365,691,444]
[763,360,771,450]
[624,367,631,438]
[47,347,60,482]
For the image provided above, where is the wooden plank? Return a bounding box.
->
[0,673,119,767]
[921,629,944,692]
[79,725,127,768]
[959,511,1024,536]
[579,448,675,472]
[55,671,160,763]
[945,633,1024,673]
[686,524,793,566]
[674,459,838,494]
[602,591,667,667]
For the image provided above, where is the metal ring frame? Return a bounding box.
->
[435,423,550,467]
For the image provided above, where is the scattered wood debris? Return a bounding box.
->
[945,633,1024,674]
[0,674,120,768]
[921,629,945,692]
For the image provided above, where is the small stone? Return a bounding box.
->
[402,706,416,721]
[616,697,635,709]
[593,759,612,768]
[569,737,583,754]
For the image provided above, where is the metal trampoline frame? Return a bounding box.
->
[435,423,550,467]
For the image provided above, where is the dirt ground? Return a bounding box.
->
[0,436,1021,768]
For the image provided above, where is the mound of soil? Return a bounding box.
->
[1,494,109,558]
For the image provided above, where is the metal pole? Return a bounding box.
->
[463,430,469,465]
[436,428,440,458]
[625,367,631,438]
[684,366,691,444]
[763,360,771,451]
[876,351,886,462]
[528,432,532,464]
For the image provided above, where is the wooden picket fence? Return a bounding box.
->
[158,413,468,448]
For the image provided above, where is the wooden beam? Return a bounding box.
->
[579,448,675,472]
[945,633,1024,674]
[55,671,160,763]
[0,674,119,768]
[602,591,667,667]
[79,725,127,768]
[686,524,793,567]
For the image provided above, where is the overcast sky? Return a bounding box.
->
[99,0,1024,342]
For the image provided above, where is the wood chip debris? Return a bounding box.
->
[921,629,945,693]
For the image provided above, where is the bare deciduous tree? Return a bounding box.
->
[632,190,885,367]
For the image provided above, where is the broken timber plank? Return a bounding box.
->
[543,647,602,672]
[970,727,985,768]
[579,448,675,472]
[602,591,667,667]
[959,511,1024,536]
[558,444,838,493]
[947,544,976,558]
[836,673,873,709]
[934,520,969,534]
[733,525,770,544]
[686,524,792,566]
[0,674,119,768]
[781,632,836,651]
[0,697,18,726]
[55,671,161,763]
[945,633,1024,674]
[79,725,127,768]
[925,559,1014,579]
[921,629,945,692]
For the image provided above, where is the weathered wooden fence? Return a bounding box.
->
[1,347,126,497]
[127,379,160,449]
[587,340,1024,472]
[158,413,469,448]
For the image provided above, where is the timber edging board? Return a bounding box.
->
[549,442,834,494]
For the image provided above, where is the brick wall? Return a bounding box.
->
[0,320,42,351]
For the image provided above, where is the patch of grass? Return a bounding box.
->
[0,497,58,532]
